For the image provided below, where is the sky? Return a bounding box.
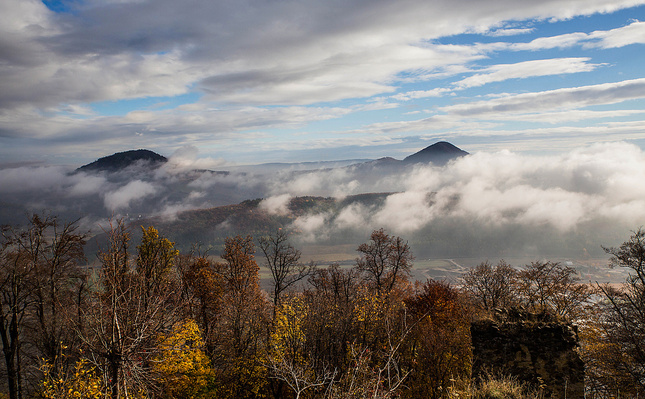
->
[1,0,645,167]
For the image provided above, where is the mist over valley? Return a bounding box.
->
[1,141,640,283]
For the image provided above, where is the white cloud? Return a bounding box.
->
[454,58,600,89]
[391,88,453,101]
[164,145,228,172]
[286,142,645,244]
[259,194,293,215]
[443,78,645,116]
[103,180,157,211]
[2,0,642,112]
[586,20,645,48]
[487,27,535,37]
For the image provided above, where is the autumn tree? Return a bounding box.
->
[402,280,472,399]
[153,319,214,399]
[462,260,518,312]
[212,235,270,398]
[40,358,103,399]
[577,305,638,398]
[258,229,314,312]
[302,264,361,375]
[78,220,181,399]
[266,295,336,399]
[356,229,413,295]
[176,253,225,358]
[596,228,645,395]
[0,214,86,399]
[517,261,591,319]
[136,226,179,311]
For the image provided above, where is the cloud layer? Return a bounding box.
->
[2,142,641,259]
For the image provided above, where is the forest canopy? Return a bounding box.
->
[0,214,643,398]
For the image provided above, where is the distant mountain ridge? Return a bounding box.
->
[77,141,468,174]
[78,149,167,172]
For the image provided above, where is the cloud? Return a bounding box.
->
[453,58,600,89]
[2,0,641,112]
[479,20,645,52]
[0,165,70,194]
[391,88,453,101]
[260,194,293,215]
[103,180,157,211]
[586,19,645,49]
[278,142,645,258]
[1,0,644,166]
[487,27,535,37]
[443,77,645,117]
[164,145,228,172]
[2,140,645,259]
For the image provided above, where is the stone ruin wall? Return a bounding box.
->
[471,309,585,398]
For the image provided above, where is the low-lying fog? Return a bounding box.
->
[2,142,643,265]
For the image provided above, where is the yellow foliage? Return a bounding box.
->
[269,296,308,361]
[215,357,269,399]
[153,319,214,399]
[40,358,104,399]
[137,226,179,274]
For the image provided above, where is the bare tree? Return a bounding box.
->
[266,352,336,399]
[517,261,591,319]
[597,228,645,394]
[356,229,413,295]
[462,260,518,311]
[30,216,86,383]
[0,214,87,399]
[259,229,313,310]
[0,221,40,399]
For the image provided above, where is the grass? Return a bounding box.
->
[450,374,544,399]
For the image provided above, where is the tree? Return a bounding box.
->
[258,229,313,312]
[517,261,591,319]
[78,220,181,399]
[212,235,270,398]
[462,260,518,312]
[356,229,414,295]
[40,357,103,399]
[303,264,361,376]
[136,226,179,311]
[0,214,86,399]
[153,319,214,399]
[30,216,86,385]
[402,280,472,399]
[1,218,42,399]
[597,228,645,395]
[176,253,225,358]
[266,295,336,399]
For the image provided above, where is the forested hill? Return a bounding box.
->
[141,193,394,252]
[403,141,469,165]
[77,149,167,172]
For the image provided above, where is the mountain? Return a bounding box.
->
[402,141,468,166]
[78,149,167,172]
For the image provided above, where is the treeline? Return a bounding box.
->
[1,214,644,398]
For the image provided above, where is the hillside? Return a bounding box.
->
[403,141,469,165]
[78,149,167,172]
[138,194,392,252]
